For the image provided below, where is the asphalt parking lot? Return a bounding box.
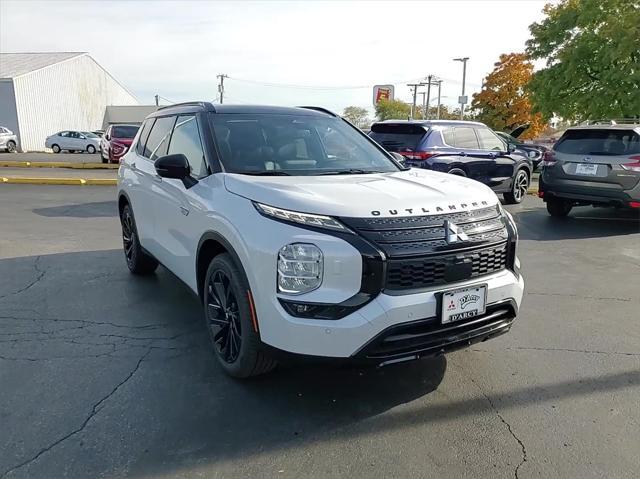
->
[1,186,638,479]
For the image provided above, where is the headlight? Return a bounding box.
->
[254,202,348,232]
[277,243,323,294]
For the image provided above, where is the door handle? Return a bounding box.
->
[153,175,163,183]
[130,162,136,170]
[180,206,190,216]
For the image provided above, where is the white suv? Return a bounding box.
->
[117,102,524,378]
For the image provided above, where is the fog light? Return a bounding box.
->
[277,243,323,294]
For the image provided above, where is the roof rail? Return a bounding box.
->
[157,101,216,112]
[581,118,640,126]
[297,106,338,117]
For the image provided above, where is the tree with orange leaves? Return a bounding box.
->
[471,53,545,139]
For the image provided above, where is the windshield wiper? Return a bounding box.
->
[316,169,383,175]
[240,170,291,176]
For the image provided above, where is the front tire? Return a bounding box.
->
[87,145,96,154]
[504,168,529,204]
[204,253,277,378]
[6,141,16,153]
[51,144,61,153]
[546,197,573,217]
[120,204,158,274]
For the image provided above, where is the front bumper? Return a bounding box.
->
[260,268,524,359]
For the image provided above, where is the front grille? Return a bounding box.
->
[385,243,508,291]
[339,205,508,258]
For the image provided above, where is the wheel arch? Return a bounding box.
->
[118,191,131,217]
[196,231,250,302]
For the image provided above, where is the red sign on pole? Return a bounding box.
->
[373,85,394,106]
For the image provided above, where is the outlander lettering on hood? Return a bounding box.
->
[371,200,490,216]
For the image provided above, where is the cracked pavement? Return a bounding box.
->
[1,186,639,479]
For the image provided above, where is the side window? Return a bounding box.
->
[476,128,505,151]
[144,116,175,160]
[453,127,480,149]
[442,128,455,146]
[167,115,208,178]
[70,131,80,139]
[60,131,69,137]
[135,119,155,157]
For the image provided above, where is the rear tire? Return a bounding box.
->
[204,253,277,378]
[504,168,529,204]
[52,144,61,153]
[6,141,16,153]
[546,197,573,217]
[120,204,158,275]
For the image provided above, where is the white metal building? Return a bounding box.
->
[0,52,138,151]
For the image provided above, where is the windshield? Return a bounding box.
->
[555,129,640,155]
[112,125,139,139]
[369,123,428,151]
[209,113,400,175]
[82,131,99,138]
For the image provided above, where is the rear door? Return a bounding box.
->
[553,128,640,190]
[130,115,176,257]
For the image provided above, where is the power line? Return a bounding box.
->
[227,75,426,91]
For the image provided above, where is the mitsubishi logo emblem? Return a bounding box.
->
[445,220,468,244]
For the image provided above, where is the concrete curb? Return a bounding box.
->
[0,161,118,169]
[1,177,117,186]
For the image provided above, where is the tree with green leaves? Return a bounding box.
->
[526,0,640,121]
[375,99,411,121]
[342,106,370,128]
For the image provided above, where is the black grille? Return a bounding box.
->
[385,243,508,291]
[339,205,508,258]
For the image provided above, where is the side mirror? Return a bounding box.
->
[154,154,197,188]
[391,152,407,167]
[507,143,517,153]
[79,135,86,140]
[105,134,110,141]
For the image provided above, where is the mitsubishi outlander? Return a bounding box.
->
[117,102,524,378]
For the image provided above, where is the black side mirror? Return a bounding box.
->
[507,143,517,153]
[155,153,197,188]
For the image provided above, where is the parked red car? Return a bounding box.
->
[100,124,139,164]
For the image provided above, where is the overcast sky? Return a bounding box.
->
[0,0,548,116]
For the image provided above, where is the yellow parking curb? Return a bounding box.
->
[0,161,118,169]
[1,177,117,186]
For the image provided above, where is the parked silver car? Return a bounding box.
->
[0,126,18,152]
[44,130,101,153]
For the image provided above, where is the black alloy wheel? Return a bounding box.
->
[206,269,242,363]
[120,204,158,274]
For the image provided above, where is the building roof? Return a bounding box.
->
[0,52,86,79]
[102,105,160,129]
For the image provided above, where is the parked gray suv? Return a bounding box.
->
[539,122,640,216]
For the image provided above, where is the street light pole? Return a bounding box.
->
[419,92,426,119]
[453,57,469,120]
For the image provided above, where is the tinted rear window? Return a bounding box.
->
[556,129,640,155]
[112,125,139,139]
[369,124,428,151]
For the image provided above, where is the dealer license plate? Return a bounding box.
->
[575,163,599,176]
[442,285,487,324]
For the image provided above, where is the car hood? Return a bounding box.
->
[111,138,134,146]
[224,168,498,218]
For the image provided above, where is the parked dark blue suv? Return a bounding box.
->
[369,120,532,204]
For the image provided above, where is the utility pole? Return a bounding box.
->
[217,74,228,104]
[407,81,427,120]
[436,80,442,119]
[154,94,159,106]
[425,75,433,120]
[453,57,469,120]
[419,92,426,119]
